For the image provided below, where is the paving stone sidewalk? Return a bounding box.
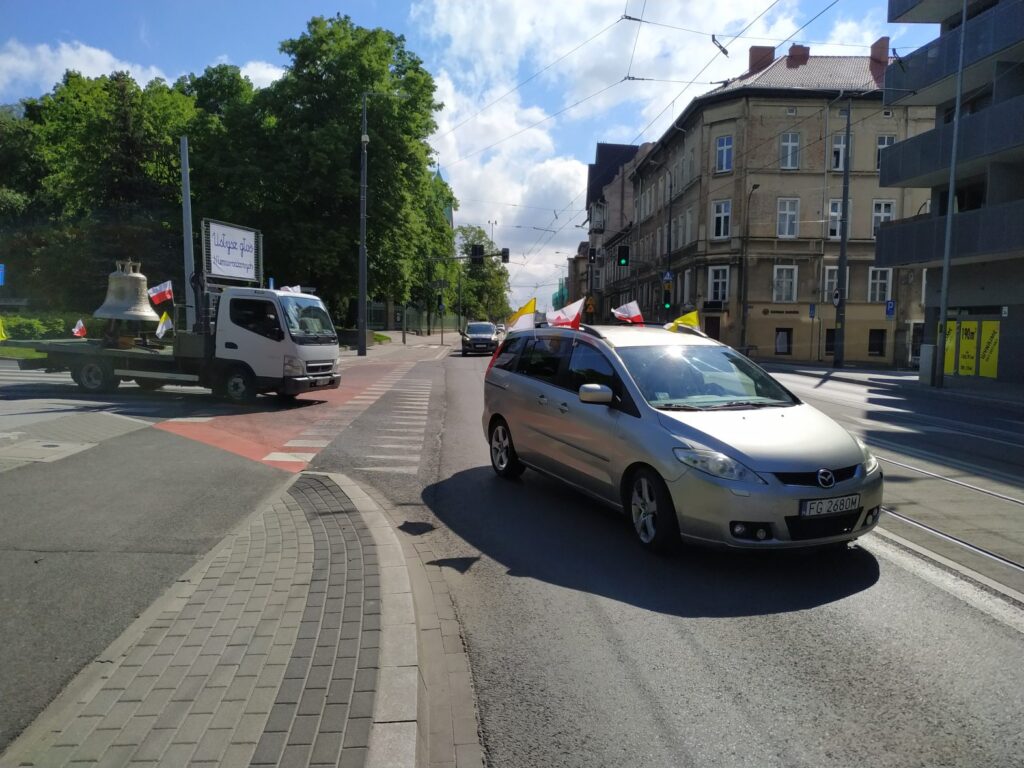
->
[1,473,417,768]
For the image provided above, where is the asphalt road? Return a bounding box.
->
[0,371,289,749]
[406,355,1024,768]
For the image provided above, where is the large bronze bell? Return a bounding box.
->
[94,260,162,322]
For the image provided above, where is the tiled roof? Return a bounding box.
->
[712,55,887,94]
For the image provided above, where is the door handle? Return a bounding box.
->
[225,342,238,349]
[558,402,570,414]
[536,394,547,405]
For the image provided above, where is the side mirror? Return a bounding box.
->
[578,383,613,404]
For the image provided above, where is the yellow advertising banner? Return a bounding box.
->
[943,321,956,374]
[979,321,1000,379]
[958,322,978,376]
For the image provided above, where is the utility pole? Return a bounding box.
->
[834,95,852,368]
[664,171,673,323]
[934,0,968,389]
[739,183,760,350]
[179,136,196,332]
[358,93,369,356]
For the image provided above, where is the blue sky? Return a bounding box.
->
[2,0,937,309]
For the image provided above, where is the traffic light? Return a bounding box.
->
[617,245,630,267]
[500,247,509,263]
[662,285,672,310]
[437,293,443,312]
[588,247,596,264]
[470,243,484,265]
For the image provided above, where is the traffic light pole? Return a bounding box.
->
[834,96,852,368]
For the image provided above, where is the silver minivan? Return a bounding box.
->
[482,324,883,552]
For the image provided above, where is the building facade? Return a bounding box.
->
[877,0,1024,383]
[591,41,932,366]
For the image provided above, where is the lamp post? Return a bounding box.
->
[739,183,760,351]
[834,95,852,368]
[358,93,370,356]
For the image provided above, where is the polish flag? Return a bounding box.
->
[72,319,87,337]
[148,280,173,305]
[546,298,585,329]
[612,300,643,324]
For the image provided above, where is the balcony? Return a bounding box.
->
[885,2,1024,106]
[875,198,1024,267]
[881,94,1024,187]
[889,0,981,24]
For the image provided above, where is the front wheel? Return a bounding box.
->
[489,419,525,479]
[627,468,680,553]
[220,367,257,403]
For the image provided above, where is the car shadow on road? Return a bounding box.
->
[422,466,880,619]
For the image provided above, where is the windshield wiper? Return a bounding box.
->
[653,403,702,411]
[702,400,791,410]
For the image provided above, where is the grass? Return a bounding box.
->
[0,345,45,360]
[373,332,391,343]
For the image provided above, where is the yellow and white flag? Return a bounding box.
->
[0,316,7,341]
[665,310,699,332]
[155,311,173,339]
[508,298,537,331]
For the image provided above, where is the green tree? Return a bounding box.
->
[454,225,511,323]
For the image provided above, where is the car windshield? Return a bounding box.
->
[467,323,495,335]
[279,296,337,342]
[616,344,798,410]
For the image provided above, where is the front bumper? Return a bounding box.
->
[666,467,884,549]
[279,374,341,394]
[463,339,498,353]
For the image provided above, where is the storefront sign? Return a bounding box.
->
[979,321,1000,379]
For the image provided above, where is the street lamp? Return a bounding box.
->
[358,90,407,357]
[739,183,760,351]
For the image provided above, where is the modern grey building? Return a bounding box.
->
[878,0,1024,383]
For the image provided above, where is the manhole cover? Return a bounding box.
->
[0,439,96,462]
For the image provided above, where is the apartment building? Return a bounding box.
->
[592,40,932,365]
[878,0,1024,383]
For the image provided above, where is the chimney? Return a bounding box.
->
[787,44,810,66]
[870,36,890,65]
[748,45,775,75]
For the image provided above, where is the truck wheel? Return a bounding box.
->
[221,367,257,403]
[77,361,120,394]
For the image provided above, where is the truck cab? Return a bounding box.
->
[212,287,341,400]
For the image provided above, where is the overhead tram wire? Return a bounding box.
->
[435,16,624,141]
[627,15,884,50]
[625,0,648,79]
[510,0,790,283]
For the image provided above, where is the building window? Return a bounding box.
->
[786,106,797,116]
[777,198,799,238]
[657,176,665,208]
[684,207,693,243]
[709,266,730,301]
[712,199,731,239]
[828,199,844,239]
[831,133,850,171]
[774,265,798,303]
[868,328,886,356]
[921,268,928,306]
[689,148,695,180]
[780,132,800,170]
[872,199,895,237]
[671,218,678,251]
[715,135,733,173]
[825,328,835,355]
[683,268,692,303]
[824,266,848,300]
[877,135,896,170]
[868,267,892,302]
[775,328,793,355]
[656,226,662,256]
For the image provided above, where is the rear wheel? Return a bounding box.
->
[220,367,257,403]
[77,360,120,394]
[627,467,680,553]
[489,419,525,479]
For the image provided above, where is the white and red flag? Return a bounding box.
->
[148,280,173,305]
[546,297,585,329]
[72,319,87,337]
[612,300,643,324]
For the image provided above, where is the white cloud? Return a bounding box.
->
[0,38,167,99]
[240,60,285,89]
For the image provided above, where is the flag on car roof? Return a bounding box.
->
[546,297,585,329]
[155,311,173,339]
[665,310,699,332]
[148,280,173,305]
[612,300,643,324]
[72,318,87,337]
[508,298,537,331]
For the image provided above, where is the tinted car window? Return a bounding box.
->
[566,343,615,392]
[517,336,569,384]
[466,322,495,334]
[493,335,526,371]
[229,298,282,340]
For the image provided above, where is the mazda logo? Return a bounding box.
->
[817,469,836,489]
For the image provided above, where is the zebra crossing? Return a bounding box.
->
[353,378,432,475]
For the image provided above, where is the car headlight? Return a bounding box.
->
[331,357,341,374]
[673,444,765,484]
[854,436,879,474]
[283,355,304,377]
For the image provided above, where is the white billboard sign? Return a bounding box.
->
[209,221,257,281]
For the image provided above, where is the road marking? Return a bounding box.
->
[365,455,420,461]
[354,466,418,474]
[168,417,215,423]
[284,439,331,448]
[262,452,317,462]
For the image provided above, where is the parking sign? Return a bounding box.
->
[885,299,895,318]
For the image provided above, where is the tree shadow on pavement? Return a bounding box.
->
[422,466,880,619]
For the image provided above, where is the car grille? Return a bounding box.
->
[773,464,858,486]
[784,510,862,541]
[306,361,334,376]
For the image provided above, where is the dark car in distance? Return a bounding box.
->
[461,322,499,356]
